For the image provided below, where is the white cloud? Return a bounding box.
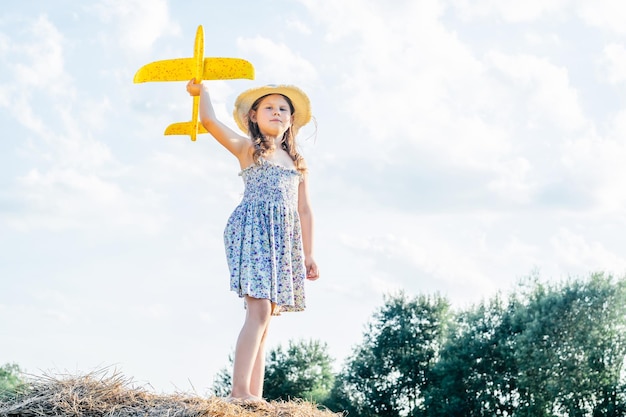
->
[236,36,318,85]
[0,31,9,54]
[336,217,498,304]
[11,15,72,93]
[4,94,46,135]
[551,228,626,273]
[287,18,312,35]
[36,107,115,170]
[368,275,403,296]
[91,0,180,52]
[561,110,626,212]
[602,43,626,84]
[577,0,626,35]
[500,235,540,265]
[608,108,626,139]
[524,32,563,47]
[5,92,114,173]
[298,0,376,42]
[33,289,81,325]
[0,11,171,235]
[442,115,513,170]
[302,0,586,214]
[0,16,76,136]
[451,0,570,22]
[301,0,588,212]
[304,0,486,144]
[9,167,166,234]
[487,157,535,204]
[487,52,587,131]
[133,304,172,320]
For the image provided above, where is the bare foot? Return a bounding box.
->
[224,395,267,404]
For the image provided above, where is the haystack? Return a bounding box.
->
[0,370,343,417]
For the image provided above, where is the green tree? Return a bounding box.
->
[0,363,26,401]
[328,292,450,416]
[211,339,335,404]
[264,339,335,404]
[425,295,518,417]
[512,273,626,417]
[424,272,626,417]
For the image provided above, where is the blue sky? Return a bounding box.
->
[2,0,626,394]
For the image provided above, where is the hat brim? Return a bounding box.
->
[233,85,311,136]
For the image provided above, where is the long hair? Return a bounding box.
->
[247,94,306,173]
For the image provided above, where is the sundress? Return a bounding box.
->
[224,158,306,315]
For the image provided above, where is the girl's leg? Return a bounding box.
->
[249,324,269,397]
[230,296,272,399]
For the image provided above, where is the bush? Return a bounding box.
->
[0,363,27,401]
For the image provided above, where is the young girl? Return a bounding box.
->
[186,79,319,402]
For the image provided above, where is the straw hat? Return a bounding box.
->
[233,84,311,137]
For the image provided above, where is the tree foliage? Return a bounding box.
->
[264,339,334,403]
[0,363,27,401]
[326,292,450,416]
[432,273,626,417]
[328,273,626,417]
[211,339,334,403]
[510,273,626,416]
[425,295,518,417]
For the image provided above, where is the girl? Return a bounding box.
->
[186,79,320,402]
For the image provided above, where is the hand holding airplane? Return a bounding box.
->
[134,25,255,141]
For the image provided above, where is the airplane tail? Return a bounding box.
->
[164,121,208,141]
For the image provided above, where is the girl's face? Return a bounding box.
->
[251,94,293,138]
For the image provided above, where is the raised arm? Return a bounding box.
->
[186,79,252,163]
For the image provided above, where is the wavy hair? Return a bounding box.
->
[247,94,306,173]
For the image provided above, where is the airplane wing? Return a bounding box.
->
[134,57,254,83]
[201,57,254,80]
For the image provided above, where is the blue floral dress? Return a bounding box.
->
[224,158,306,315]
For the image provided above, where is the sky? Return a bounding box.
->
[1,0,626,394]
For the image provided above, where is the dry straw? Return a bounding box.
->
[0,369,343,417]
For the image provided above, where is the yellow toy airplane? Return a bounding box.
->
[134,25,255,141]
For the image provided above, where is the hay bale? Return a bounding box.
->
[0,370,343,417]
